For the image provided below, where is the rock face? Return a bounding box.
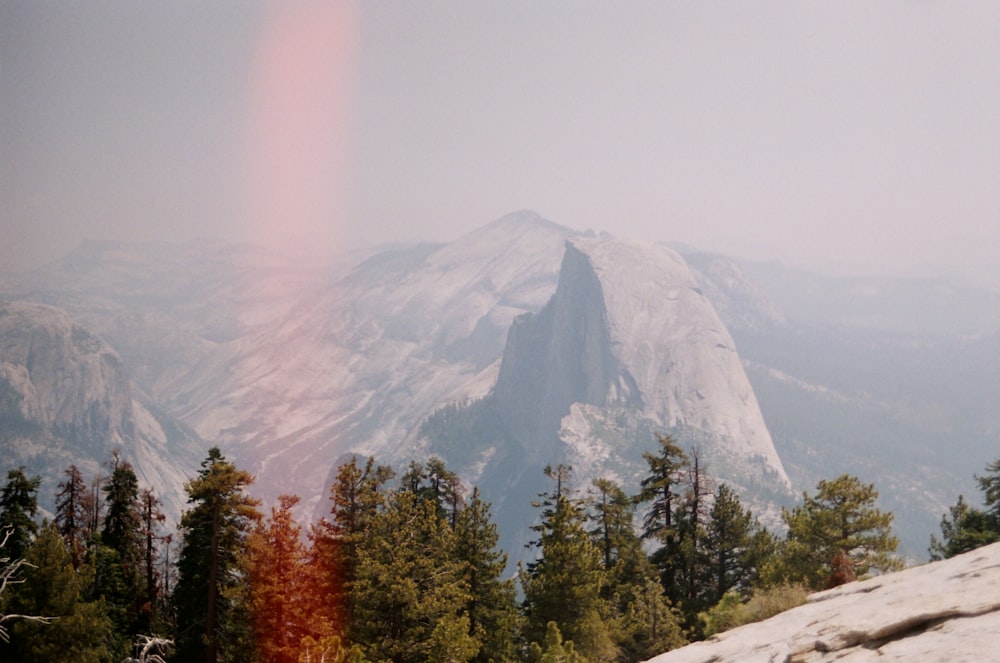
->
[491,238,789,494]
[0,301,202,519]
[647,541,1000,663]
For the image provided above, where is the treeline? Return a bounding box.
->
[7,435,994,662]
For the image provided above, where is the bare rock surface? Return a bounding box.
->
[647,541,1000,663]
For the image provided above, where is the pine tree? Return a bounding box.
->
[454,487,521,663]
[0,467,41,561]
[671,449,712,624]
[349,489,471,663]
[929,494,1000,560]
[54,464,89,568]
[522,465,615,661]
[311,456,394,638]
[780,474,901,590]
[172,447,261,663]
[702,484,774,605]
[246,494,311,663]
[585,477,688,660]
[98,454,146,645]
[635,435,688,596]
[0,523,112,662]
[139,487,165,630]
[977,457,1000,525]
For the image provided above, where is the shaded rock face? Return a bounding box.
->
[492,238,790,489]
[647,541,1000,663]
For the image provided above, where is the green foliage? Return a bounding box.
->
[171,447,261,663]
[298,635,367,663]
[349,490,470,663]
[929,455,1000,560]
[778,474,901,590]
[700,583,809,637]
[610,577,687,662]
[428,613,480,663]
[97,455,146,644]
[1,523,113,662]
[454,487,521,663]
[522,465,616,662]
[54,465,89,568]
[0,467,41,561]
[528,622,586,663]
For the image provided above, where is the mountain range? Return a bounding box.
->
[1,211,997,559]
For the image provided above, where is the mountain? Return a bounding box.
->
[2,211,994,560]
[679,249,1000,555]
[0,301,202,519]
[648,541,1000,662]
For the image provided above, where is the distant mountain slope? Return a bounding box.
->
[679,249,1000,556]
[2,212,994,561]
[0,301,202,520]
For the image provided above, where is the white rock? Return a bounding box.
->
[646,542,1000,663]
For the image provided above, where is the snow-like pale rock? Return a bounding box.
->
[0,301,200,521]
[647,542,1000,663]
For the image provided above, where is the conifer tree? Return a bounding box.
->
[0,523,112,662]
[349,489,472,663]
[702,483,773,605]
[635,435,688,595]
[98,454,146,645]
[139,487,165,629]
[0,467,41,561]
[585,478,687,661]
[247,494,311,663]
[779,474,901,590]
[522,465,615,661]
[172,447,261,663]
[311,455,394,637]
[454,487,520,663]
[928,456,1000,560]
[929,494,999,560]
[55,465,89,569]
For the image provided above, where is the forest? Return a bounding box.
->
[2,436,999,663]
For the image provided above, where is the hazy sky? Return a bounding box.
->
[3,1,998,282]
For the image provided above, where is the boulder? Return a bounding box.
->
[647,541,1000,663]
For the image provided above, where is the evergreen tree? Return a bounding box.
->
[929,495,1000,560]
[670,449,712,625]
[701,483,774,606]
[612,576,687,662]
[522,465,615,661]
[311,456,394,637]
[349,489,471,663]
[977,457,1000,525]
[172,447,261,663]
[635,435,688,595]
[139,487,165,629]
[246,494,311,663]
[454,487,521,663]
[527,622,585,663]
[0,467,41,561]
[779,474,901,590]
[588,478,636,576]
[0,523,112,662]
[98,454,146,644]
[54,464,89,568]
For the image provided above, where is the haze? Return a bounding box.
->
[2,1,998,284]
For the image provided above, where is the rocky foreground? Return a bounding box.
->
[648,541,1000,662]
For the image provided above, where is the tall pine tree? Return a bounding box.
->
[0,467,40,561]
[522,465,615,661]
[172,447,261,663]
